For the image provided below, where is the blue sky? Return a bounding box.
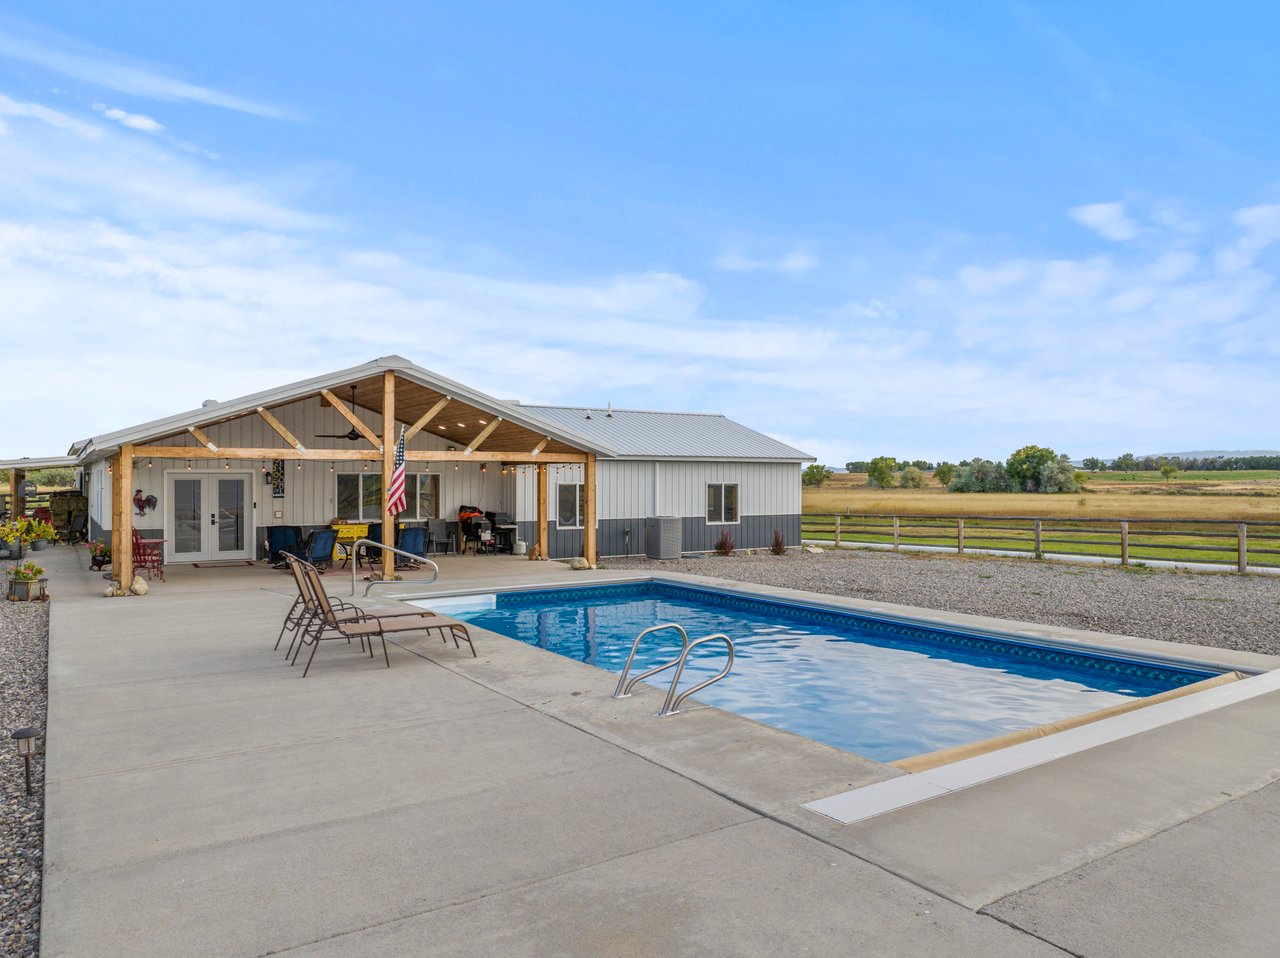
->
[2,2,1278,466]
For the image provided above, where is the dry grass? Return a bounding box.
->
[806,473,1280,522]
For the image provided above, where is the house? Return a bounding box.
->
[4,356,812,583]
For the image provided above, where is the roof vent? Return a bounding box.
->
[201,399,219,408]
[606,402,613,418]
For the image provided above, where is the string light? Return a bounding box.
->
[186,461,192,471]
[296,461,302,471]
[329,462,335,472]
[147,459,153,469]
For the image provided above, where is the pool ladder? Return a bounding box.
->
[612,623,735,717]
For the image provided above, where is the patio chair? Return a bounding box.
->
[264,525,303,563]
[67,514,88,543]
[427,518,455,555]
[396,526,427,568]
[294,560,475,677]
[280,527,338,571]
[275,554,369,659]
[131,529,165,581]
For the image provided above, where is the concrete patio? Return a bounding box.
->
[37,546,1280,957]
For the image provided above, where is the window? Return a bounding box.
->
[414,473,439,519]
[706,482,739,524]
[557,482,585,528]
[336,473,383,521]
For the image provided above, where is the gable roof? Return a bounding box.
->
[516,405,813,461]
[69,356,619,462]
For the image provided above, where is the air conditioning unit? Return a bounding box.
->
[645,516,682,560]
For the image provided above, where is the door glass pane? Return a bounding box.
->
[361,475,383,520]
[723,484,738,522]
[418,474,439,519]
[173,479,203,555]
[558,483,579,526]
[403,475,418,519]
[336,474,360,520]
[217,479,245,552]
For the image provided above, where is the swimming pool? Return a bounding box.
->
[417,581,1217,762]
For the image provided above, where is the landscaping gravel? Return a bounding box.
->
[0,601,48,958]
[602,549,1280,656]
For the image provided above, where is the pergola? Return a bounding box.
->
[77,358,612,587]
[3,455,80,521]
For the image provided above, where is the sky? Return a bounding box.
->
[2,1,1279,467]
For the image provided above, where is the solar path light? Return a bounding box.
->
[10,727,42,796]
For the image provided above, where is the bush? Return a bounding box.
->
[770,529,787,555]
[948,458,1013,493]
[802,464,834,487]
[933,462,956,486]
[899,466,926,489]
[1037,454,1081,493]
[1006,445,1058,492]
[714,529,735,556]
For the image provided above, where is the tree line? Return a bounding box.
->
[806,445,1085,493]
[1080,453,1280,472]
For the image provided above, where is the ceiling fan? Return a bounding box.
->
[316,385,365,441]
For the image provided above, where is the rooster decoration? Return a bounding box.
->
[133,489,159,517]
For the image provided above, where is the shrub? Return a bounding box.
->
[933,462,956,486]
[770,529,787,555]
[714,529,735,556]
[1037,454,1081,493]
[802,464,834,487]
[866,456,897,489]
[1006,445,1058,492]
[948,458,1013,493]
[899,466,926,489]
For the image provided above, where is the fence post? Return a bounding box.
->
[1120,521,1129,566]
[1238,523,1248,574]
[957,517,965,555]
[1034,519,1042,557]
[892,516,900,550]
[834,516,842,549]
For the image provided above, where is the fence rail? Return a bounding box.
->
[801,513,1280,572]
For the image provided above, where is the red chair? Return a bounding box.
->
[131,529,166,582]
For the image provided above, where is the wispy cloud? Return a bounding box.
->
[1069,201,1138,241]
[0,21,294,119]
[714,246,818,275]
[93,102,163,133]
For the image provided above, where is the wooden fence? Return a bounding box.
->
[801,514,1280,572]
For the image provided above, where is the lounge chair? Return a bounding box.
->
[275,554,369,659]
[292,559,475,677]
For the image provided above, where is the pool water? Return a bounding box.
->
[417,582,1214,762]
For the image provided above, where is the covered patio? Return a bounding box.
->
[75,356,614,587]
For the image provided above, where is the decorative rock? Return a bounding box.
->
[131,576,149,596]
[568,557,591,571]
[803,545,825,554]
[103,587,116,598]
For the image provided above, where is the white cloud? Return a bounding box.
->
[95,103,164,133]
[0,92,102,139]
[1069,201,1138,241]
[0,22,293,119]
[714,245,818,274]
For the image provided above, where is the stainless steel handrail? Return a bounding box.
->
[613,624,689,699]
[349,538,439,596]
[659,633,734,716]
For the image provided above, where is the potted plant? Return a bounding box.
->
[6,559,46,601]
[0,520,22,560]
[85,539,112,571]
[26,517,57,551]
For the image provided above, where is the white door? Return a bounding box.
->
[166,472,255,563]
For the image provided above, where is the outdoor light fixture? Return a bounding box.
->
[186,461,192,471]
[107,463,112,474]
[329,463,335,472]
[224,460,230,469]
[296,461,302,471]
[147,459,153,469]
[10,727,42,796]
[480,464,487,473]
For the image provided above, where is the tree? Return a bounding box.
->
[1037,455,1081,493]
[1111,452,1138,471]
[1081,457,1105,471]
[910,460,933,471]
[1006,445,1058,492]
[845,460,871,474]
[948,458,1013,492]
[933,462,956,486]
[866,456,897,489]
[802,464,834,487]
[1160,462,1179,483]
[899,466,927,489]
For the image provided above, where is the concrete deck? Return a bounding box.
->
[37,547,1280,956]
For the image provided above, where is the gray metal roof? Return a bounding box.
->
[517,405,814,461]
[69,356,620,462]
[0,455,79,471]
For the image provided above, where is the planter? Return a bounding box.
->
[89,554,111,571]
[30,539,47,552]
[7,578,45,602]
[0,544,20,560]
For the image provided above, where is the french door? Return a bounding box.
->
[166,472,255,563]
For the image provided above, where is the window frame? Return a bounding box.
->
[414,473,440,520]
[556,481,585,529]
[706,482,740,525]
[336,472,384,522]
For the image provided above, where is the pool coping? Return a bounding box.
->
[380,570,1280,826]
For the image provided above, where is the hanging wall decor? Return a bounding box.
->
[270,459,286,498]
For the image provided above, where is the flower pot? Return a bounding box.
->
[7,578,40,601]
[89,555,111,571]
[30,539,47,552]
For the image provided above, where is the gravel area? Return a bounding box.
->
[0,600,48,958]
[602,549,1280,656]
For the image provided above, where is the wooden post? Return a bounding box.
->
[1120,521,1129,566]
[1238,523,1248,574]
[381,371,396,580]
[9,468,23,520]
[892,516,900,550]
[1034,519,1043,557]
[957,517,965,555]
[536,464,549,561]
[118,446,133,589]
[583,453,597,568]
[833,515,842,549]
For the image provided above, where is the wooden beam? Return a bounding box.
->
[464,418,502,455]
[381,371,396,580]
[319,388,383,449]
[8,469,21,522]
[535,464,549,561]
[256,406,305,452]
[583,453,597,569]
[406,450,584,464]
[132,446,381,461]
[404,396,451,443]
[529,437,549,457]
[187,426,218,452]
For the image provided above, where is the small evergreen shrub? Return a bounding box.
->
[714,529,735,556]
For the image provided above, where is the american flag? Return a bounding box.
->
[387,425,407,516]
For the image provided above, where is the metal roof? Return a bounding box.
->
[68,356,620,462]
[0,455,79,471]
[517,405,814,461]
